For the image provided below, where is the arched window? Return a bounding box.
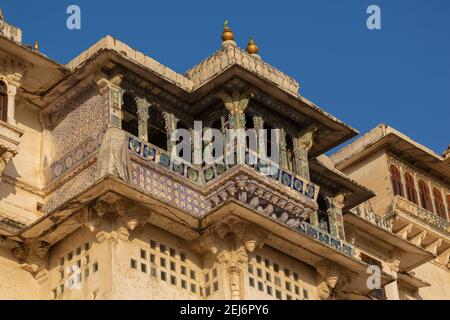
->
[390,165,404,197]
[433,188,446,219]
[418,180,433,212]
[404,172,418,204]
[121,92,138,137]
[147,108,167,150]
[0,81,7,122]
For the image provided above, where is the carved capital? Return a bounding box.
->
[315,260,351,299]
[216,89,253,115]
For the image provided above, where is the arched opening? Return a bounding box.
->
[433,188,446,219]
[0,81,7,122]
[317,195,330,233]
[147,108,167,150]
[245,113,257,154]
[121,92,138,137]
[390,165,404,197]
[404,172,418,204]
[263,123,279,160]
[418,180,433,212]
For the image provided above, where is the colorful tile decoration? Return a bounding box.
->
[128,135,353,257]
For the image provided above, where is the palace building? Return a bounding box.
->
[0,10,448,300]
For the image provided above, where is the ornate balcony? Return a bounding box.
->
[392,196,450,232]
[349,201,395,232]
[0,120,23,175]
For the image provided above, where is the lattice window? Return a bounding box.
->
[433,188,447,219]
[53,242,95,299]
[419,180,434,212]
[203,265,219,297]
[130,239,202,297]
[247,254,309,300]
[404,172,418,204]
[390,165,404,197]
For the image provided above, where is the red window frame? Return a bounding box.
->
[433,188,447,220]
[404,172,418,204]
[390,165,404,197]
[418,180,433,212]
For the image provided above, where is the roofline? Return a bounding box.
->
[331,124,450,182]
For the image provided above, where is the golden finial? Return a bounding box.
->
[221,19,234,42]
[34,41,39,52]
[246,36,259,55]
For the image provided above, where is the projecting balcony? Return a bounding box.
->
[392,196,450,233]
[43,129,356,259]
[0,119,23,175]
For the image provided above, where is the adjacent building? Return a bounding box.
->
[0,10,448,300]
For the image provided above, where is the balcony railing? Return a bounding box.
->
[127,135,320,202]
[349,201,395,232]
[393,196,450,232]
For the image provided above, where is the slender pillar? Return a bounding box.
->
[293,125,317,180]
[135,97,150,141]
[163,112,179,154]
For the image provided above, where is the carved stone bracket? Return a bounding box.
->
[12,239,50,274]
[315,259,352,300]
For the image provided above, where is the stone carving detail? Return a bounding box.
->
[293,125,318,180]
[207,174,316,226]
[0,150,14,174]
[350,201,395,231]
[315,260,351,300]
[393,196,450,231]
[12,239,50,274]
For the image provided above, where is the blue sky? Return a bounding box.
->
[2,0,449,154]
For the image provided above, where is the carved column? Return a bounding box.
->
[135,97,150,141]
[293,125,317,180]
[328,193,346,239]
[279,127,288,170]
[5,74,21,125]
[96,73,123,128]
[163,112,179,154]
[217,90,253,164]
[217,247,249,300]
[252,115,265,158]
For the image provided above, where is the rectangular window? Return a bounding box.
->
[266,272,271,281]
[285,281,292,291]
[190,284,197,294]
[170,275,177,285]
[140,249,146,259]
[273,264,279,272]
[293,272,299,281]
[257,268,262,277]
[257,281,264,291]
[68,252,73,261]
[170,248,176,257]
[213,282,219,292]
[264,259,270,267]
[284,268,290,277]
[295,285,300,295]
[275,290,282,300]
[180,252,186,262]
[150,240,156,249]
[248,264,254,274]
[256,255,262,263]
[160,258,166,268]
[205,273,210,283]
[190,270,196,280]
[151,267,157,277]
[141,263,147,273]
[150,254,155,264]
[85,268,90,278]
[160,244,166,253]
[161,271,167,281]
[181,279,187,289]
[267,286,273,296]
[181,266,187,275]
[303,289,309,299]
[170,261,176,272]
[76,247,81,255]
[93,262,99,273]
[249,277,255,287]
[76,260,81,268]
[131,259,137,269]
[205,286,211,296]
[84,243,90,251]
